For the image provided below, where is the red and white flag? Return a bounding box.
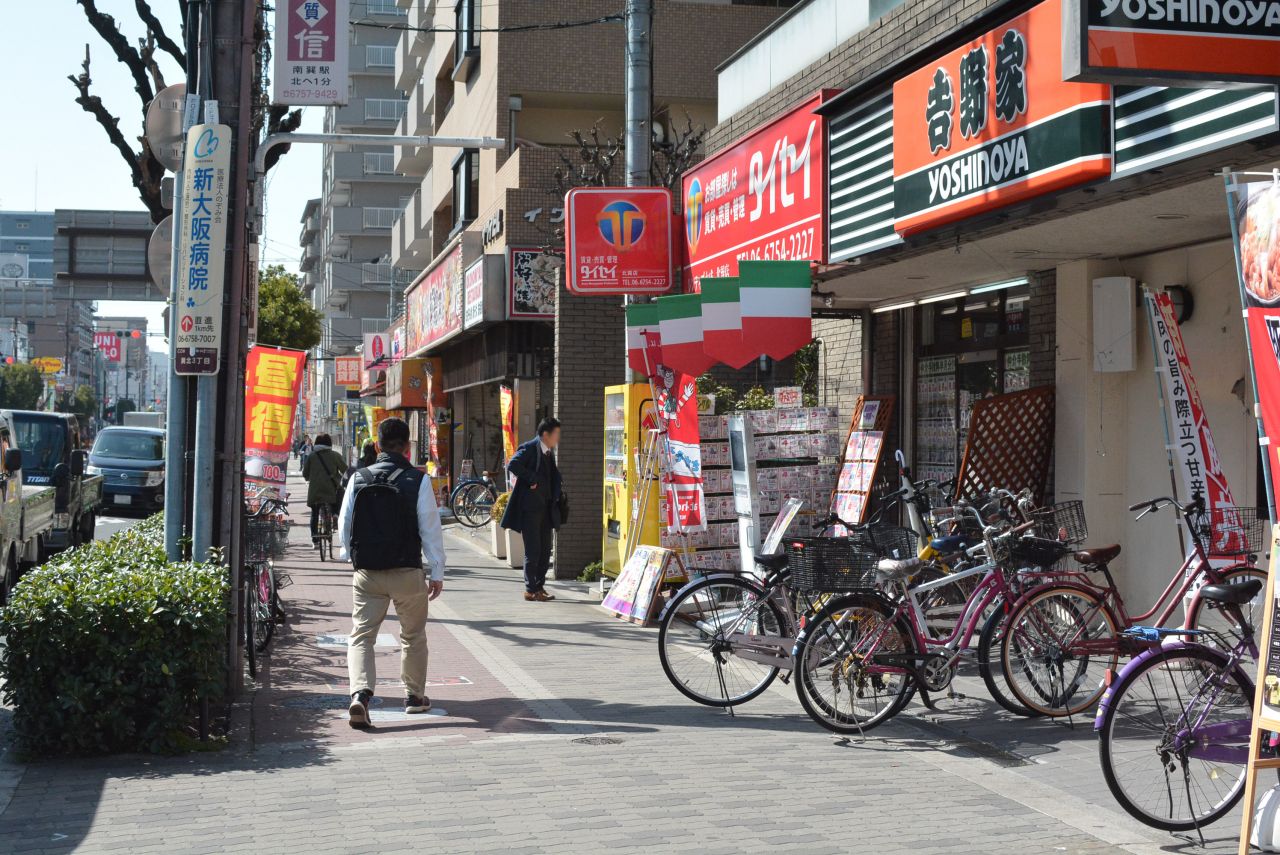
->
[656,293,715,377]
[700,277,757,369]
[625,303,662,376]
[738,260,812,360]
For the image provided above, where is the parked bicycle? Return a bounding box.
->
[243,488,290,679]
[999,494,1266,718]
[1094,576,1263,835]
[450,469,499,528]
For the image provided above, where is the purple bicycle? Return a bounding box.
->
[1094,576,1262,834]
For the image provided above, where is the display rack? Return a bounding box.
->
[830,395,896,529]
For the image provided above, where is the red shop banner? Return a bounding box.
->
[94,332,123,363]
[244,345,307,497]
[565,187,674,295]
[681,90,836,291]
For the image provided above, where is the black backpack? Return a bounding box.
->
[350,460,423,570]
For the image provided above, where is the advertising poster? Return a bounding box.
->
[499,385,516,465]
[406,244,464,354]
[565,188,674,295]
[654,365,707,532]
[601,546,672,625]
[362,331,389,369]
[244,346,307,497]
[507,248,557,318]
[273,0,349,106]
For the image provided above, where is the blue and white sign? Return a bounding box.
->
[174,124,231,375]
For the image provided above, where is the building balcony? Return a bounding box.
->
[394,83,435,175]
[391,183,432,272]
[299,239,320,273]
[299,210,320,244]
[330,98,407,133]
[361,263,414,286]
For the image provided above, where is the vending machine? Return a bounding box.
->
[601,383,661,577]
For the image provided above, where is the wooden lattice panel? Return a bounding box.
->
[956,386,1055,504]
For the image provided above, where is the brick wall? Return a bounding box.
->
[551,283,626,578]
[813,315,863,427]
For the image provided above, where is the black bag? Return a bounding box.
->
[350,462,423,570]
[557,491,569,526]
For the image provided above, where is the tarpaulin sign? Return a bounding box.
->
[244,345,307,497]
[653,365,707,533]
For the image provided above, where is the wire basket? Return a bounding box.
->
[1190,505,1267,557]
[244,519,276,563]
[849,525,918,561]
[1031,501,1088,546]
[786,538,881,593]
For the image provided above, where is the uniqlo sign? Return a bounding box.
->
[565,187,674,295]
[94,332,122,363]
[273,0,350,106]
[681,91,836,291]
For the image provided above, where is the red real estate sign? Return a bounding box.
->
[565,187,674,295]
[681,91,835,291]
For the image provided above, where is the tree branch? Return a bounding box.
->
[67,46,165,222]
[76,0,155,107]
[139,32,166,92]
[134,0,185,65]
[263,106,303,173]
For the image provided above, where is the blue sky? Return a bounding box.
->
[0,1,322,348]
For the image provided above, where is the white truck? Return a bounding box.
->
[0,411,56,604]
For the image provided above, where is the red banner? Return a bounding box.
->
[653,366,706,532]
[500,385,516,472]
[681,91,834,290]
[244,346,307,497]
[565,187,674,295]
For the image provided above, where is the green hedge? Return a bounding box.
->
[0,515,227,756]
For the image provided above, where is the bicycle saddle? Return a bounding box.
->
[1072,544,1121,565]
[929,534,973,553]
[754,552,787,572]
[877,557,922,581]
[1198,578,1263,605]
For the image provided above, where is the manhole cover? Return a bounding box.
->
[571,736,623,745]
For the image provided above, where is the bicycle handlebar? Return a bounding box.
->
[1128,495,1204,516]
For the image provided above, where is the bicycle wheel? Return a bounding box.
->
[976,602,1041,717]
[243,579,258,680]
[317,528,329,561]
[1186,565,1267,649]
[1001,585,1119,717]
[1098,644,1253,831]
[794,593,917,734]
[658,576,786,707]
[252,564,275,653]
[452,482,496,528]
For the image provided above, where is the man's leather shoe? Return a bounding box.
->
[537,589,556,601]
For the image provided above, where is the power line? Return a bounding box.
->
[351,14,623,34]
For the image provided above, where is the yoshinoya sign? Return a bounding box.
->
[893,0,1111,235]
[175,124,232,375]
[682,91,836,290]
[1063,0,1280,84]
[565,187,674,295]
[273,0,350,106]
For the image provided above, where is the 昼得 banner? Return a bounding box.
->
[244,345,307,497]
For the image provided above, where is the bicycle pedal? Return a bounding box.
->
[779,672,792,685]
[276,574,293,589]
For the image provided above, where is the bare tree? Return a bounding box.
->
[69,0,301,224]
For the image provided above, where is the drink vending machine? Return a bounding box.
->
[601,383,661,577]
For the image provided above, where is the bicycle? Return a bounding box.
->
[243,490,290,679]
[313,502,335,561]
[450,470,499,528]
[1094,577,1263,834]
[999,495,1267,718]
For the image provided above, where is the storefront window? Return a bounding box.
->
[913,285,1031,482]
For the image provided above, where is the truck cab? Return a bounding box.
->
[10,411,103,552]
[0,411,56,604]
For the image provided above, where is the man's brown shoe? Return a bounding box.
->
[537,589,556,601]
[524,591,539,601]
[524,590,552,601]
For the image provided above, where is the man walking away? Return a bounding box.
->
[501,417,563,602]
[302,433,347,548]
[338,417,446,729]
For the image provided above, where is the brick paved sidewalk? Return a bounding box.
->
[0,469,1247,853]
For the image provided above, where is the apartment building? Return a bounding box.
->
[389,0,790,574]
[308,0,420,422]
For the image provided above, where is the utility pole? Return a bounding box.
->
[624,0,653,188]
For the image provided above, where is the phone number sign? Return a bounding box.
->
[175,124,231,375]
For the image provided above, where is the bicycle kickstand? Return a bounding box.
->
[714,659,735,719]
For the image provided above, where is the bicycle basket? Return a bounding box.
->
[786,538,881,593]
[1008,536,1071,569]
[1191,505,1267,557]
[849,525,918,561]
[1030,501,1088,546]
[244,519,275,562]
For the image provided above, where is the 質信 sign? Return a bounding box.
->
[1063,0,1280,85]
[565,188,674,295]
[892,0,1111,235]
[682,91,834,290]
[273,0,350,106]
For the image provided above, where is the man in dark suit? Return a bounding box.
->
[500,417,563,601]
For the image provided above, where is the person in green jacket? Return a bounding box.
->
[303,433,348,547]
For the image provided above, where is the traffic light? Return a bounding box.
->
[4,357,13,365]
[130,330,141,339]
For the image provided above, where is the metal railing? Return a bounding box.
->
[363,207,400,229]
[365,98,408,122]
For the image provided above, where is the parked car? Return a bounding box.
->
[9,411,103,552]
[0,411,56,603]
[88,426,166,513]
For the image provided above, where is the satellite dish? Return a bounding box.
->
[145,83,187,172]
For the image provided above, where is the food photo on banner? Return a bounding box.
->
[243,345,307,498]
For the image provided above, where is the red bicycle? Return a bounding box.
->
[998,495,1266,717]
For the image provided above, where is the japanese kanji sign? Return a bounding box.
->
[405,243,464,354]
[174,124,231,375]
[244,346,306,496]
[335,355,362,387]
[681,91,836,290]
[273,0,350,106]
[892,0,1111,236]
[565,188,674,295]
[1064,0,1280,86]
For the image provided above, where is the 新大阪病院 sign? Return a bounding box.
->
[175,124,232,375]
[1063,0,1280,86]
[892,0,1111,236]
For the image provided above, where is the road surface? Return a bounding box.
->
[94,514,140,541]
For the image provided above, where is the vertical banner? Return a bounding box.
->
[1145,290,1248,556]
[273,0,350,106]
[653,366,707,532]
[174,124,231,375]
[499,385,516,464]
[243,346,307,497]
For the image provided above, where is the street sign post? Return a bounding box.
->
[145,84,188,173]
[174,124,232,375]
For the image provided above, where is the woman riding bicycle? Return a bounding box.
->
[303,433,347,549]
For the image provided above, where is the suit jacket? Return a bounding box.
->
[500,438,562,533]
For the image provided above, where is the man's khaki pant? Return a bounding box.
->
[348,567,430,699]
